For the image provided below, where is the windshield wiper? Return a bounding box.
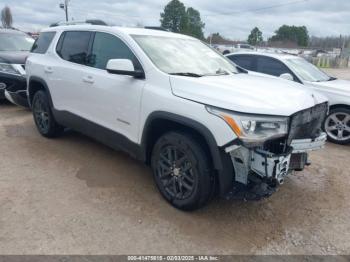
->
[169,72,203,77]
[315,76,337,82]
[203,72,229,76]
[203,68,230,76]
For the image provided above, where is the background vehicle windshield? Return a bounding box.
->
[0,33,34,51]
[285,58,331,82]
[132,35,238,76]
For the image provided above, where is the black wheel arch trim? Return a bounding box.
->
[329,104,350,111]
[28,76,54,109]
[142,111,225,170]
[141,111,235,196]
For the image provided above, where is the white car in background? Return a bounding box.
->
[226,52,350,144]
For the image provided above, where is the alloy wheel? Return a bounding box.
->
[325,112,350,142]
[156,146,196,200]
[33,95,50,134]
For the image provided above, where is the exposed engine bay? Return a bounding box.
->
[225,103,328,200]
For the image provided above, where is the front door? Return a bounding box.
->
[80,32,145,143]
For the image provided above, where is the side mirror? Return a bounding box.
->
[280,73,294,81]
[106,59,145,79]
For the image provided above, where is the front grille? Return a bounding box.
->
[263,137,288,155]
[287,102,328,144]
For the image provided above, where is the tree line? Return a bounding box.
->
[160,1,311,47]
[246,25,309,47]
[160,0,350,50]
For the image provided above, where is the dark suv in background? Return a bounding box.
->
[0,29,34,107]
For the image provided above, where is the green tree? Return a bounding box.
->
[160,0,187,33]
[184,7,205,40]
[247,27,263,46]
[270,25,309,47]
[160,0,206,40]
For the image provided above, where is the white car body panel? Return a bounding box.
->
[304,80,350,107]
[170,73,327,116]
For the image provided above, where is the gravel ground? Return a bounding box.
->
[0,69,349,255]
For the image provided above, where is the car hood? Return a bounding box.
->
[0,51,29,64]
[308,79,350,93]
[170,73,328,116]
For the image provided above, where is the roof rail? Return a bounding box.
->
[144,26,169,32]
[50,19,108,27]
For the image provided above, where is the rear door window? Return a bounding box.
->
[227,55,255,71]
[256,57,291,77]
[56,31,92,65]
[31,32,56,54]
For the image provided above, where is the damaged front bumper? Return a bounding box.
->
[224,132,327,200]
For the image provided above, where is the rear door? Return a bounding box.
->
[50,31,93,116]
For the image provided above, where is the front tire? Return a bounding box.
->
[32,90,64,138]
[151,132,214,211]
[324,107,350,145]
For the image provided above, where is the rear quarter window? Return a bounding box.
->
[31,32,56,54]
[56,31,92,65]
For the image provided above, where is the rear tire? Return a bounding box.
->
[324,107,350,145]
[151,132,214,211]
[32,90,64,138]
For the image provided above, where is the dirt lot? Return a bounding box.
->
[0,69,349,255]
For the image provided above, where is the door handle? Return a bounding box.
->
[83,76,94,84]
[44,67,53,73]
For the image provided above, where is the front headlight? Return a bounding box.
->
[207,106,289,146]
[0,63,21,75]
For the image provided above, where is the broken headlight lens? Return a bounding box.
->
[207,106,289,146]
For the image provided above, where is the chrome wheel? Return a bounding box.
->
[325,112,350,142]
[156,146,195,200]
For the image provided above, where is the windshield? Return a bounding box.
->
[284,57,331,82]
[132,35,238,76]
[0,33,34,51]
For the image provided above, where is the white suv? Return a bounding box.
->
[26,25,328,210]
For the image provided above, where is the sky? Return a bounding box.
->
[0,0,349,40]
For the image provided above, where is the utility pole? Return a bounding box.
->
[59,0,69,22]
